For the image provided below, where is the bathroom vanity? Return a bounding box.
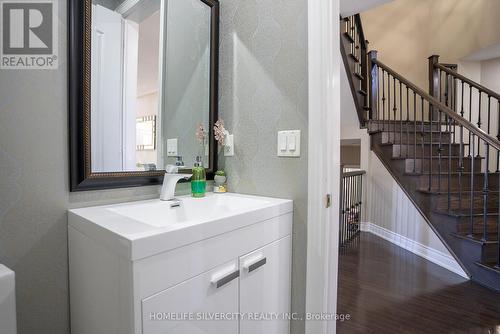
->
[68,193,293,334]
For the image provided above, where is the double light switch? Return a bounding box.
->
[167,138,178,156]
[277,130,301,157]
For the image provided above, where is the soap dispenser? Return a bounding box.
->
[191,156,206,197]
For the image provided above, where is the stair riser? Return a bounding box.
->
[416,175,499,191]
[405,158,481,173]
[393,144,463,158]
[382,132,451,145]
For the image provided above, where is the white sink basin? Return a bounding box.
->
[107,193,271,228]
[0,264,16,334]
[69,193,292,260]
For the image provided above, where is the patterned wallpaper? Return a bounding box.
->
[218,1,308,333]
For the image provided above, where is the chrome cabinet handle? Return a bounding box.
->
[212,270,239,288]
[247,257,267,273]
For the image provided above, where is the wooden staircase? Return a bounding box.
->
[341,15,500,291]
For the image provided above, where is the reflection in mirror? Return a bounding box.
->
[90,0,211,173]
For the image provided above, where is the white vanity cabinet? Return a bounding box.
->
[68,193,293,334]
[240,236,291,334]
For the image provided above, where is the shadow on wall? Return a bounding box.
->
[368,154,449,253]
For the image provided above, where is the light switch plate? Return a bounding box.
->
[277,130,301,157]
[224,134,234,156]
[167,138,178,157]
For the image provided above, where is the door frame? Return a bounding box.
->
[305,0,340,333]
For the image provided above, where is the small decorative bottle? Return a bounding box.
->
[191,156,206,197]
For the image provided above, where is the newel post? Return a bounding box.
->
[368,50,378,120]
[429,55,440,120]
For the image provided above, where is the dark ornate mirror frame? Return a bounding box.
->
[69,0,219,191]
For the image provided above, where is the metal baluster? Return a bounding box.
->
[359,174,363,236]
[406,86,410,158]
[347,176,354,241]
[388,73,392,137]
[356,175,360,234]
[340,175,344,246]
[446,73,449,107]
[469,85,473,157]
[460,81,465,118]
[382,70,386,131]
[470,135,475,236]
[352,174,356,241]
[487,96,491,172]
[448,117,453,212]
[400,81,403,157]
[344,173,348,245]
[350,174,355,242]
[429,100,433,191]
[413,91,417,172]
[497,171,500,269]
[344,175,348,244]
[482,140,489,242]
[477,91,482,156]
[340,174,343,246]
[438,105,443,193]
[458,119,464,213]
[393,77,397,143]
[342,177,349,243]
[452,77,456,143]
[377,66,381,130]
[497,100,500,173]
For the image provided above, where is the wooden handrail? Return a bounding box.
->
[340,14,369,127]
[373,59,500,151]
[342,170,366,178]
[353,15,368,51]
[435,63,500,102]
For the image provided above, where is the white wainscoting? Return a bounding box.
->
[360,222,469,279]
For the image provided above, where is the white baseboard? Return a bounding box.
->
[360,222,469,279]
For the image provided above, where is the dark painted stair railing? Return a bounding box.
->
[341,15,500,291]
[340,169,366,247]
[340,15,369,127]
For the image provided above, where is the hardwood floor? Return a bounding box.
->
[337,232,500,333]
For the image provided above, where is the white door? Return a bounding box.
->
[142,260,239,334]
[239,236,292,334]
[91,5,124,172]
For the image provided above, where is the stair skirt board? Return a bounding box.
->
[360,222,469,279]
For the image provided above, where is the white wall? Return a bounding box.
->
[456,58,500,171]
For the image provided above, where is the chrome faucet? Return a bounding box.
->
[160,165,192,202]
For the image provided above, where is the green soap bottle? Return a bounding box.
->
[191,156,206,197]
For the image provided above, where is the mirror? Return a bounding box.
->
[69,0,219,191]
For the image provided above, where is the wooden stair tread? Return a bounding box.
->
[393,156,484,160]
[381,142,469,146]
[370,129,453,135]
[435,210,498,218]
[436,208,500,217]
[405,171,496,176]
[354,72,364,81]
[343,32,354,44]
[419,188,499,195]
[349,53,359,63]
